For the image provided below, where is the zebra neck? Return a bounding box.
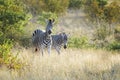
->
[56,36,63,44]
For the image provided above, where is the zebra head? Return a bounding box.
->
[46,19,55,35]
[61,33,68,49]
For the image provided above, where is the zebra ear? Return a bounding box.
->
[49,19,52,22]
[59,32,64,37]
[52,19,55,25]
[52,19,55,23]
[66,33,71,38]
[47,19,55,25]
[48,19,55,22]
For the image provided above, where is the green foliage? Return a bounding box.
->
[38,11,58,26]
[92,24,112,48]
[0,40,12,59]
[22,0,69,15]
[44,0,69,14]
[0,0,25,24]
[97,0,108,7]
[84,0,120,24]
[94,25,110,40]
[107,41,120,51]
[83,0,120,50]
[19,36,31,48]
[69,0,83,9]
[114,25,120,41]
[0,40,23,69]
[104,1,120,23]
[84,0,106,22]
[68,36,90,48]
[0,0,28,69]
[0,0,28,44]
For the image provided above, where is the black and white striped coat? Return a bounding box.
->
[32,19,54,55]
[52,33,68,54]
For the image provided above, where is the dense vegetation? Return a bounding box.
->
[0,0,28,69]
[22,0,69,15]
[0,0,120,69]
[83,0,120,50]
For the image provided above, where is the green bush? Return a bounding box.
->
[22,0,69,15]
[114,25,120,41]
[94,25,110,41]
[68,36,90,48]
[19,36,31,48]
[0,40,23,69]
[38,11,58,26]
[92,24,112,48]
[0,0,28,44]
[0,0,28,69]
[107,41,120,51]
[104,1,120,24]
[69,0,83,9]
[84,0,120,24]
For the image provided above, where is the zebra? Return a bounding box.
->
[32,19,54,56]
[52,32,68,54]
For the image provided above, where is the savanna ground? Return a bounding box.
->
[0,9,120,80]
[0,48,120,80]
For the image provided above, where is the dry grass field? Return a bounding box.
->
[0,48,120,80]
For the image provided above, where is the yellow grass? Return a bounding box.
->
[0,48,120,80]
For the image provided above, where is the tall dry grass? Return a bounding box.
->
[0,48,120,80]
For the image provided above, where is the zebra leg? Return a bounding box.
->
[40,45,44,56]
[55,46,61,54]
[35,47,38,52]
[47,45,51,55]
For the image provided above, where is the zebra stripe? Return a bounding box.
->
[32,19,54,56]
[52,32,68,54]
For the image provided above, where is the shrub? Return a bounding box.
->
[92,24,112,48]
[22,0,69,15]
[19,36,31,48]
[104,1,120,24]
[44,0,69,14]
[68,0,83,9]
[114,25,120,41]
[94,25,110,40]
[0,0,28,44]
[0,40,23,69]
[84,0,120,24]
[38,11,58,26]
[68,36,90,48]
[84,0,106,22]
[107,41,120,51]
[0,0,28,69]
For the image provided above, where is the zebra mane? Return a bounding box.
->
[57,32,67,41]
[32,29,45,37]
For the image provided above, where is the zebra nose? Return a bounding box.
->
[64,45,67,49]
[35,48,38,52]
[48,30,52,34]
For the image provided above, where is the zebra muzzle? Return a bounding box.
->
[35,48,38,52]
[64,45,67,49]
